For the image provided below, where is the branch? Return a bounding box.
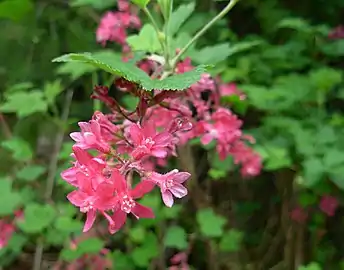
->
[33,89,74,270]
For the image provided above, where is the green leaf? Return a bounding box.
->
[46,229,69,246]
[276,17,312,32]
[77,238,105,255]
[0,179,22,216]
[70,0,116,9]
[323,149,344,169]
[1,137,33,161]
[55,216,83,233]
[122,96,139,111]
[56,62,96,80]
[131,0,150,8]
[0,91,47,117]
[129,227,146,243]
[302,158,325,187]
[132,233,158,267]
[189,43,232,65]
[211,154,233,172]
[298,262,322,270]
[226,40,264,57]
[112,251,135,270]
[53,52,207,91]
[0,0,33,21]
[255,144,292,171]
[60,248,81,262]
[167,2,195,36]
[298,192,317,207]
[44,80,64,104]
[321,40,344,56]
[164,226,188,249]
[221,95,248,115]
[329,167,344,190]
[127,24,162,53]
[208,168,226,180]
[17,203,56,233]
[16,165,46,182]
[197,208,227,238]
[309,68,342,92]
[6,82,34,94]
[219,229,244,252]
[162,204,182,219]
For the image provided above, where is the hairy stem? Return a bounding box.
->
[143,7,169,65]
[171,0,240,67]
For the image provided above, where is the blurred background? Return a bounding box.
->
[1,0,344,269]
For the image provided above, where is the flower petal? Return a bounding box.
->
[129,124,143,145]
[130,180,156,199]
[83,209,97,232]
[170,183,187,198]
[162,191,174,207]
[67,190,88,207]
[174,172,191,183]
[132,203,155,219]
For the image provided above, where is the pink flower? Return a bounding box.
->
[219,82,246,100]
[328,25,344,40]
[61,146,106,187]
[319,195,338,217]
[127,122,173,160]
[67,172,117,232]
[103,170,155,233]
[70,120,112,153]
[96,9,141,46]
[200,108,242,148]
[147,169,190,207]
[0,220,15,249]
[290,206,308,224]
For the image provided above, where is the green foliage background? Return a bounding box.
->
[1,0,344,269]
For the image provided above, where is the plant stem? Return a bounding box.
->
[143,7,170,69]
[0,113,12,139]
[33,90,74,270]
[92,72,101,112]
[171,0,240,67]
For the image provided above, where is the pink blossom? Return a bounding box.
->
[103,170,155,233]
[0,220,15,249]
[319,195,338,217]
[96,8,141,46]
[147,169,190,207]
[328,25,344,40]
[61,146,106,187]
[290,206,308,224]
[219,82,246,100]
[67,172,117,232]
[70,120,112,153]
[200,108,242,148]
[126,121,174,160]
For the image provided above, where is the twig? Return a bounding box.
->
[171,0,240,67]
[0,113,12,139]
[33,89,74,270]
[45,89,74,200]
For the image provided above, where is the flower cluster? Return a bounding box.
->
[0,210,22,249]
[62,0,263,234]
[328,25,344,40]
[61,108,192,233]
[96,0,141,48]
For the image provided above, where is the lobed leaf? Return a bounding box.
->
[53,52,208,91]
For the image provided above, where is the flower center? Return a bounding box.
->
[164,178,174,190]
[80,201,94,213]
[121,195,135,213]
[144,137,155,148]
